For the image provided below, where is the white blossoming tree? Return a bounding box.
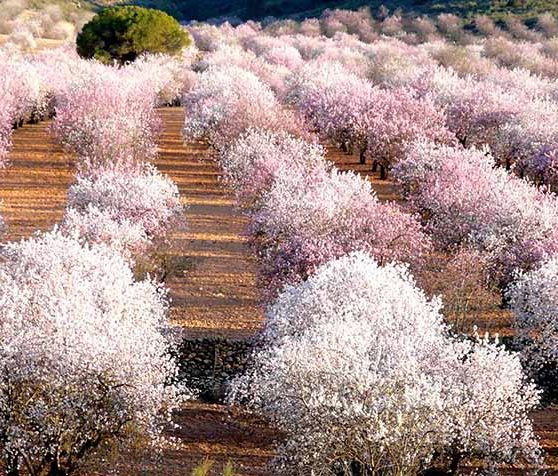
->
[61,166,184,259]
[230,252,541,475]
[508,257,558,382]
[0,231,183,476]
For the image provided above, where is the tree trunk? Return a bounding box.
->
[359,149,366,165]
[448,453,461,475]
[350,461,365,476]
[380,164,387,180]
[371,161,378,173]
[47,462,69,476]
[499,287,510,309]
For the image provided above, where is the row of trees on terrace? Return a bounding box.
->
[0,45,195,475]
[180,57,546,474]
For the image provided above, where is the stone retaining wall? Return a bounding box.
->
[176,337,254,402]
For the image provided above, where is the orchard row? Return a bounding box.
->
[183,17,558,474]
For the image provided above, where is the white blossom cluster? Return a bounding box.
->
[0,230,183,475]
[231,253,541,475]
[62,166,183,259]
[508,257,558,373]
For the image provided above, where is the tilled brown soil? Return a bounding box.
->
[156,108,263,339]
[2,109,558,475]
[0,121,74,240]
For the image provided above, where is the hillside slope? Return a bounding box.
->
[132,0,558,22]
[20,0,557,25]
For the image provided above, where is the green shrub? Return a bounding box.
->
[76,6,191,64]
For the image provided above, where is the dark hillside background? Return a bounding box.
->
[44,0,558,28]
[124,0,558,23]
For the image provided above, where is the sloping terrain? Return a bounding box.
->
[134,0,558,23]
[4,110,558,475]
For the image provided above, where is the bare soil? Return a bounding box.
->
[0,120,74,240]
[156,108,263,339]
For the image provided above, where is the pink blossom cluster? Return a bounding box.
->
[0,50,50,165]
[285,61,376,158]
[187,22,240,52]
[420,68,526,161]
[249,162,429,300]
[320,8,378,42]
[52,70,162,174]
[209,123,430,300]
[364,87,454,176]
[218,128,328,206]
[417,67,558,184]
[182,65,306,151]
[231,253,541,474]
[193,44,291,96]
[0,230,183,475]
[498,99,558,187]
[286,61,453,176]
[427,43,497,77]
[385,61,558,193]
[366,38,436,87]
[483,37,558,78]
[130,53,199,106]
[393,141,558,286]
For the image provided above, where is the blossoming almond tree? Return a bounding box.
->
[0,230,183,476]
[507,257,558,377]
[231,252,540,475]
[51,70,162,174]
[0,52,49,166]
[250,164,430,300]
[182,65,306,151]
[61,166,184,258]
[364,87,454,178]
[393,141,558,287]
[218,128,328,208]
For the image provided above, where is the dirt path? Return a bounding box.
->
[157,107,263,338]
[0,121,73,241]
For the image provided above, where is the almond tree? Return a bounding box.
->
[231,252,541,475]
[182,65,306,151]
[393,141,558,287]
[507,257,558,377]
[0,230,183,476]
[250,163,430,300]
[51,69,162,174]
[61,166,183,259]
[218,128,327,208]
